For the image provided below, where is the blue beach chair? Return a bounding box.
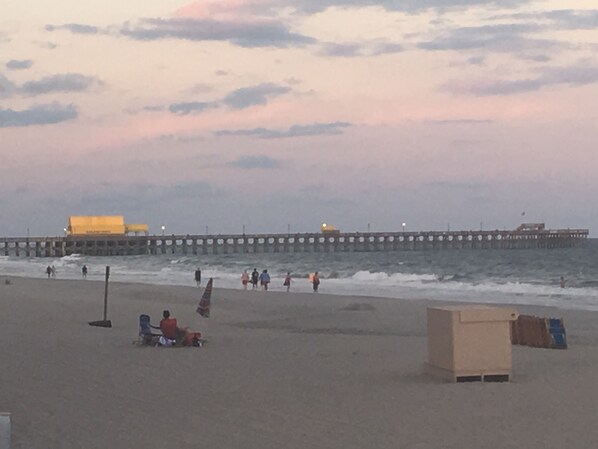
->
[138,314,161,346]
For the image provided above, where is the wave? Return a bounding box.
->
[1,254,598,311]
[351,270,439,283]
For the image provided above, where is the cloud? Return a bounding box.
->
[151,133,205,144]
[0,103,78,127]
[441,63,598,96]
[6,59,33,70]
[318,41,403,57]
[467,55,485,65]
[229,155,281,169]
[58,181,224,219]
[424,180,489,191]
[274,0,531,14]
[496,9,598,31]
[222,83,290,109]
[544,9,598,30]
[120,18,314,48]
[124,105,165,114]
[168,101,212,115]
[159,82,292,116]
[20,73,101,96]
[46,23,100,34]
[521,54,551,62]
[319,43,362,57]
[429,119,494,125]
[0,75,16,98]
[35,41,58,49]
[187,83,214,94]
[417,23,559,56]
[370,42,404,55]
[216,121,352,138]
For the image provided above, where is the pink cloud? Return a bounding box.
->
[174,0,269,21]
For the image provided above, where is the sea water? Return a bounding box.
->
[1,240,597,311]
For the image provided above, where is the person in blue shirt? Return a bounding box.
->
[259,269,271,291]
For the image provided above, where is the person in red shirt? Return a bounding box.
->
[159,310,179,340]
[159,310,202,346]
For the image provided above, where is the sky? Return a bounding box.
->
[1,0,598,237]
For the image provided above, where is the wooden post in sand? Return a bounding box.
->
[0,413,10,449]
[103,266,110,321]
[89,266,112,328]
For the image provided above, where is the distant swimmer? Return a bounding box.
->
[312,272,320,292]
[241,270,249,290]
[560,276,566,288]
[283,272,291,292]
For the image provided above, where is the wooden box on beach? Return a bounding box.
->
[0,412,10,449]
[426,305,518,382]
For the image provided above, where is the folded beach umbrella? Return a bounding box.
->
[196,277,213,318]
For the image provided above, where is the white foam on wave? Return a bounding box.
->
[351,270,438,283]
[1,255,598,311]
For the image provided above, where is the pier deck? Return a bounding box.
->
[0,228,589,257]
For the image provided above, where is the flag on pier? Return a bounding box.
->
[196,277,213,318]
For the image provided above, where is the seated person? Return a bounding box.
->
[159,310,202,347]
[159,310,178,340]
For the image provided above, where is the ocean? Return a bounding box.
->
[2,240,597,311]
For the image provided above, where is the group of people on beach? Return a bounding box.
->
[193,267,319,292]
[240,269,271,290]
[45,265,56,278]
[240,269,320,292]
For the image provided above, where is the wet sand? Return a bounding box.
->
[1,276,597,449]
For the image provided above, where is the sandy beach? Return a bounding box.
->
[1,276,598,449]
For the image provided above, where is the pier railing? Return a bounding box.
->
[0,228,589,257]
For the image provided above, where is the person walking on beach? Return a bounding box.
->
[50,265,56,278]
[283,272,292,292]
[82,265,88,279]
[259,269,271,291]
[241,270,249,290]
[251,269,259,290]
[46,266,52,278]
[312,272,320,292]
[195,268,202,287]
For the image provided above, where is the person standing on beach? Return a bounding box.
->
[259,269,271,291]
[241,270,249,290]
[251,269,259,290]
[560,276,566,288]
[51,265,56,278]
[195,268,202,287]
[82,265,88,279]
[283,272,292,292]
[312,272,320,292]
[46,266,52,278]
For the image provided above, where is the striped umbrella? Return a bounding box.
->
[196,277,212,318]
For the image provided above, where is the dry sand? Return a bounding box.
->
[1,276,598,449]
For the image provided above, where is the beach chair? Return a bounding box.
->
[138,314,161,346]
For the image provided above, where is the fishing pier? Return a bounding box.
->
[1,226,589,257]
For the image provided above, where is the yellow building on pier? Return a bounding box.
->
[67,216,148,236]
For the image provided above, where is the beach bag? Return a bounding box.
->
[158,336,174,347]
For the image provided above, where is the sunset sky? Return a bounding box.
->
[1,0,597,236]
